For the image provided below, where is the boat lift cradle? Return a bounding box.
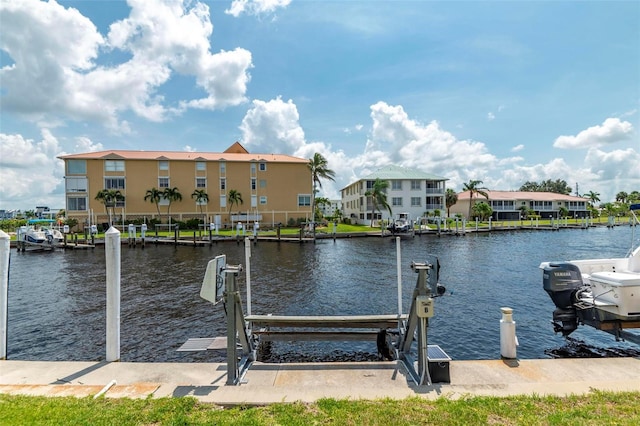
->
[180,252,448,386]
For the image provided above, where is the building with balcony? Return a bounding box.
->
[449,190,589,220]
[341,165,448,225]
[58,142,312,229]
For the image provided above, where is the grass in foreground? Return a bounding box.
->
[1,391,639,425]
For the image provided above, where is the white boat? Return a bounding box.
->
[387,213,415,238]
[16,220,64,252]
[540,204,640,343]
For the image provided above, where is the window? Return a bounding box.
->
[411,197,421,207]
[67,160,86,174]
[251,178,256,190]
[260,196,267,205]
[104,178,125,190]
[250,163,256,174]
[392,197,403,207]
[66,177,87,192]
[411,180,421,190]
[259,162,267,171]
[67,196,87,211]
[196,161,206,171]
[219,162,226,174]
[259,179,267,188]
[158,161,169,171]
[105,160,125,172]
[298,195,311,206]
[220,195,227,208]
[159,177,169,188]
[220,178,226,190]
[196,178,206,188]
[391,180,402,190]
[251,195,257,208]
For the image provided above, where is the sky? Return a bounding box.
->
[1,0,639,212]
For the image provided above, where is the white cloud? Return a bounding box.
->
[553,118,634,149]
[487,112,495,121]
[0,130,66,210]
[225,0,292,17]
[239,97,306,154]
[183,145,197,152]
[0,0,253,132]
[511,144,524,152]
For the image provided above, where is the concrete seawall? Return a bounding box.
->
[2,358,639,405]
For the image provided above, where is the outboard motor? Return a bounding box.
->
[543,263,583,336]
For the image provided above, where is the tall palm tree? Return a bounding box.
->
[308,153,335,233]
[228,189,243,227]
[584,190,600,207]
[462,180,489,220]
[95,189,124,226]
[144,188,163,221]
[162,187,182,227]
[445,188,458,218]
[191,189,209,222]
[365,178,392,227]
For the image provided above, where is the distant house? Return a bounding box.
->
[450,190,589,220]
[341,165,448,225]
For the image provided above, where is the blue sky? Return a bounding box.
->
[1,0,639,211]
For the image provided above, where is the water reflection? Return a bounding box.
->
[7,226,640,362]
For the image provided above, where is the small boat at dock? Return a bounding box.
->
[16,219,64,252]
[540,204,640,344]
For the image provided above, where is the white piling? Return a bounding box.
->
[105,226,121,362]
[0,230,10,360]
[396,237,402,317]
[245,237,252,316]
[500,307,518,359]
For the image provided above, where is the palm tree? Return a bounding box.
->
[445,188,458,218]
[228,189,244,227]
[615,191,629,204]
[144,188,163,221]
[584,190,600,207]
[191,189,209,223]
[95,189,124,226]
[162,187,182,227]
[365,178,392,227]
[462,180,489,220]
[308,153,335,234]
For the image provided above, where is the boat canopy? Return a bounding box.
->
[27,219,56,224]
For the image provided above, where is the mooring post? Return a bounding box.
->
[105,226,121,362]
[500,307,517,359]
[0,230,9,360]
[245,238,252,317]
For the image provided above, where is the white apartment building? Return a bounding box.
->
[341,165,448,225]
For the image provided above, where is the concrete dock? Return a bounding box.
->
[1,358,639,405]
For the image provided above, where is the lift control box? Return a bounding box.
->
[416,296,434,318]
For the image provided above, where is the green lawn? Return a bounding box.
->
[1,391,638,425]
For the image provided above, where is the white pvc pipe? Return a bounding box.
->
[93,379,117,399]
[500,307,518,359]
[396,237,402,317]
[245,237,252,316]
[105,226,121,362]
[0,230,9,360]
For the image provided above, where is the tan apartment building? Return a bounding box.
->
[58,142,312,229]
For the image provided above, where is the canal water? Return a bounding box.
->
[5,226,640,362]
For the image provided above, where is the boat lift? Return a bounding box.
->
[180,239,449,386]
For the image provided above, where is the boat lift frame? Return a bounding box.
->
[185,239,448,386]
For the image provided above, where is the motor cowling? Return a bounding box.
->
[543,262,583,309]
[543,262,583,336]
